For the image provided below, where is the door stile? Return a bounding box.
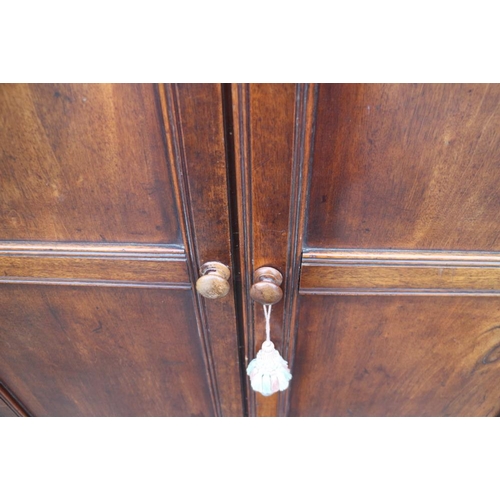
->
[231,84,317,417]
[280,84,318,417]
[159,84,244,417]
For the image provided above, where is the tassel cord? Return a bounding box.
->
[246,303,292,396]
[264,304,272,343]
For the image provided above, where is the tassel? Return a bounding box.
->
[246,305,292,396]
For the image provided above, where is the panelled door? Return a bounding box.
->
[0,84,243,416]
[294,84,500,416]
[230,84,500,417]
[3,83,500,417]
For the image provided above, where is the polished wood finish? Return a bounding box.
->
[196,262,231,299]
[0,286,214,416]
[307,84,500,251]
[231,84,314,416]
[0,384,29,417]
[232,84,293,417]
[3,83,500,417]
[249,281,283,305]
[288,84,500,416]
[161,84,244,417]
[250,267,283,305]
[0,398,18,417]
[290,296,500,416]
[0,84,180,244]
[0,84,244,417]
[0,243,189,286]
[301,249,500,295]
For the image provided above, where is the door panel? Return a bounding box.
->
[4,83,499,417]
[291,295,500,417]
[0,83,244,416]
[0,286,214,417]
[307,84,500,251]
[0,84,180,244]
[289,83,500,416]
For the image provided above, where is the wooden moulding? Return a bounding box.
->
[0,242,189,288]
[159,83,244,417]
[231,84,318,417]
[301,249,500,295]
[0,384,30,417]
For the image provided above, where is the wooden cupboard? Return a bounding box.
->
[1,84,500,416]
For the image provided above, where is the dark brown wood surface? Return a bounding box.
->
[290,295,500,416]
[161,84,244,417]
[287,84,500,416]
[307,84,500,251]
[3,83,500,417]
[0,84,180,244]
[0,286,214,416]
[0,84,244,416]
[0,243,189,285]
[301,249,500,294]
[230,84,315,416]
[0,384,29,416]
[0,398,18,417]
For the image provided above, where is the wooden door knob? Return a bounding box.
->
[250,266,283,305]
[196,261,231,299]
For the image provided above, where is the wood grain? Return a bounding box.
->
[230,84,317,416]
[0,83,245,417]
[0,243,188,285]
[160,84,244,417]
[307,84,500,250]
[280,84,318,417]
[0,84,180,243]
[232,84,297,417]
[231,84,257,416]
[290,295,500,416]
[301,249,500,294]
[0,285,215,417]
[0,397,18,417]
[290,84,500,417]
[0,384,29,416]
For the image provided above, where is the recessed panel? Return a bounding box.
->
[307,84,500,250]
[290,295,500,416]
[0,285,214,416]
[0,84,180,243]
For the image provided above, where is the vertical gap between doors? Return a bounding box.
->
[221,83,249,417]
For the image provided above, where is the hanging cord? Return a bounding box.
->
[263,304,272,343]
[246,302,291,396]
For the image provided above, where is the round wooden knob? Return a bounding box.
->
[250,266,283,305]
[196,262,231,299]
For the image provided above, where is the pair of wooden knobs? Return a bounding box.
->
[195,262,283,305]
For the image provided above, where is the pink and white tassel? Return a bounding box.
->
[246,304,292,396]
